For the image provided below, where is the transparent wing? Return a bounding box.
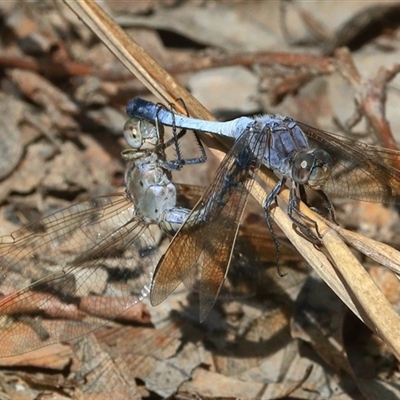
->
[0,194,161,356]
[299,122,400,203]
[221,224,309,300]
[175,183,309,300]
[150,122,268,321]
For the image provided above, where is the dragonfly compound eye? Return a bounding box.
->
[292,149,332,188]
[292,152,315,184]
[123,118,143,149]
[307,149,332,189]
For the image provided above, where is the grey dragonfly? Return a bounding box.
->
[0,111,205,356]
[127,97,400,321]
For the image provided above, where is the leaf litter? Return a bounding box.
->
[0,1,399,399]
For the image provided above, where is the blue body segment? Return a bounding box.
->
[126,98,310,178]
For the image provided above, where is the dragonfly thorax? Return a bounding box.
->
[292,148,332,189]
[124,152,177,222]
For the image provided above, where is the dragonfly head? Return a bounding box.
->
[123,118,158,150]
[292,149,332,189]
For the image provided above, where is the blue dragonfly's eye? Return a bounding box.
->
[292,152,315,184]
[292,150,332,188]
[313,148,332,165]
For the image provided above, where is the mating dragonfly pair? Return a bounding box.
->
[1,97,400,356]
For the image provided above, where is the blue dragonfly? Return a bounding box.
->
[127,97,400,321]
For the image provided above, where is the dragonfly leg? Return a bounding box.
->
[298,186,338,224]
[314,189,338,225]
[155,102,207,170]
[264,178,286,277]
[174,98,207,166]
[287,183,321,242]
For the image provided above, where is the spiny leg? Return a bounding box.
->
[298,185,337,224]
[314,189,337,225]
[287,182,321,242]
[156,101,207,170]
[264,178,286,277]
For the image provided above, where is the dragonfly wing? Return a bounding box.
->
[0,194,160,356]
[300,122,400,203]
[151,121,268,321]
[174,189,309,300]
[150,223,201,306]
